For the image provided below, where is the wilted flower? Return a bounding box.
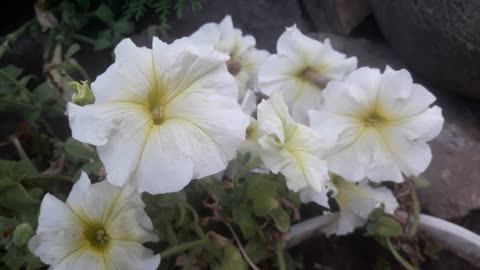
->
[310,67,444,183]
[256,92,336,192]
[68,38,249,194]
[190,15,269,101]
[258,25,357,124]
[29,172,160,269]
[301,176,398,236]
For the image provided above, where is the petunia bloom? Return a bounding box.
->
[190,15,270,101]
[256,92,336,192]
[68,38,249,194]
[258,25,357,124]
[29,172,160,270]
[310,67,444,183]
[301,176,398,236]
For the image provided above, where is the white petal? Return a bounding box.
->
[91,38,153,103]
[66,171,91,208]
[240,89,257,116]
[299,186,331,209]
[36,194,79,233]
[106,240,161,270]
[52,249,106,270]
[257,92,294,143]
[321,67,382,117]
[379,107,443,177]
[155,37,231,104]
[67,103,116,146]
[235,48,270,99]
[134,126,194,194]
[94,104,151,187]
[325,128,403,183]
[258,54,304,96]
[326,180,398,235]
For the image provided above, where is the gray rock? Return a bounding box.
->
[299,0,371,34]
[312,33,480,219]
[370,0,480,99]
[134,0,312,52]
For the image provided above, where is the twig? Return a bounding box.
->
[223,222,261,270]
[10,137,30,162]
[386,237,418,270]
[276,240,287,270]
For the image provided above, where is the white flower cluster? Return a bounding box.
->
[30,16,444,269]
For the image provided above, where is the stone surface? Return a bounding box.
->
[370,0,480,99]
[312,33,480,219]
[299,0,371,34]
[135,0,313,52]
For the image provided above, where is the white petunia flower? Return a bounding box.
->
[237,90,263,168]
[256,92,336,192]
[29,172,160,270]
[301,177,399,236]
[258,25,357,124]
[190,15,270,101]
[68,38,249,194]
[310,67,444,183]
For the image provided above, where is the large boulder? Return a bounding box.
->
[370,0,480,99]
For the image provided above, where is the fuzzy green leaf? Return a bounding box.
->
[269,207,290,232]
[232,203,256,239]
[252,196,279,217]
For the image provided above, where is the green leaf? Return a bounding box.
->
[269,207,290,232]
[95,4,114,23]
[0,160,38,182]
[2,246,23,270]
[113,19,135,34]
[246,178,276,200]
[64,138,97,160]
[94,38,112,51]
[32,83,55,104]
[219,245,245,270]
[65,43,81,58]
[12,223,34,247]
[366,209,403,237]
[1,65,22,79]
[232,203,256,239]
[252,196,279,217]
[245,239,268,263]
[0,183,39,210]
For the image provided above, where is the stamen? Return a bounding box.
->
[299,68,331,89]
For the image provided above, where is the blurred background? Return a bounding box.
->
[0,1,479,269]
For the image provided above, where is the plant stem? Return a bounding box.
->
[276,241,287,270]
[407,184,420,237]
[71,33,97,45]
[224,222,261,270]
[160,239,207,258]
[10,137,30,162]
[386,237,418,270]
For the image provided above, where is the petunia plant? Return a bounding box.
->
[1,15,446,270]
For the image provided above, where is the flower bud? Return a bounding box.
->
[69,80,95,106]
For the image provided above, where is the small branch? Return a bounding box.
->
[71,33,97,45]
[276,241,287,270]
[10,137,30,162]
[223,222,261,270]
[386,237,418,270]
[160,239,207,258]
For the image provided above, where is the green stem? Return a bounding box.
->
[386,237,418,270]
[276,241,287,270]
[0,99,36,110]
[408,185,420,237]
[25,174,73,183]
[71,33,97,45]
[160,239,207,258]
[10,137,30,162]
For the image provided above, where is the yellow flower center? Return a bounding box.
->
[84,224,109,251]
[363,112,385,127]
[146,85,167,125]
